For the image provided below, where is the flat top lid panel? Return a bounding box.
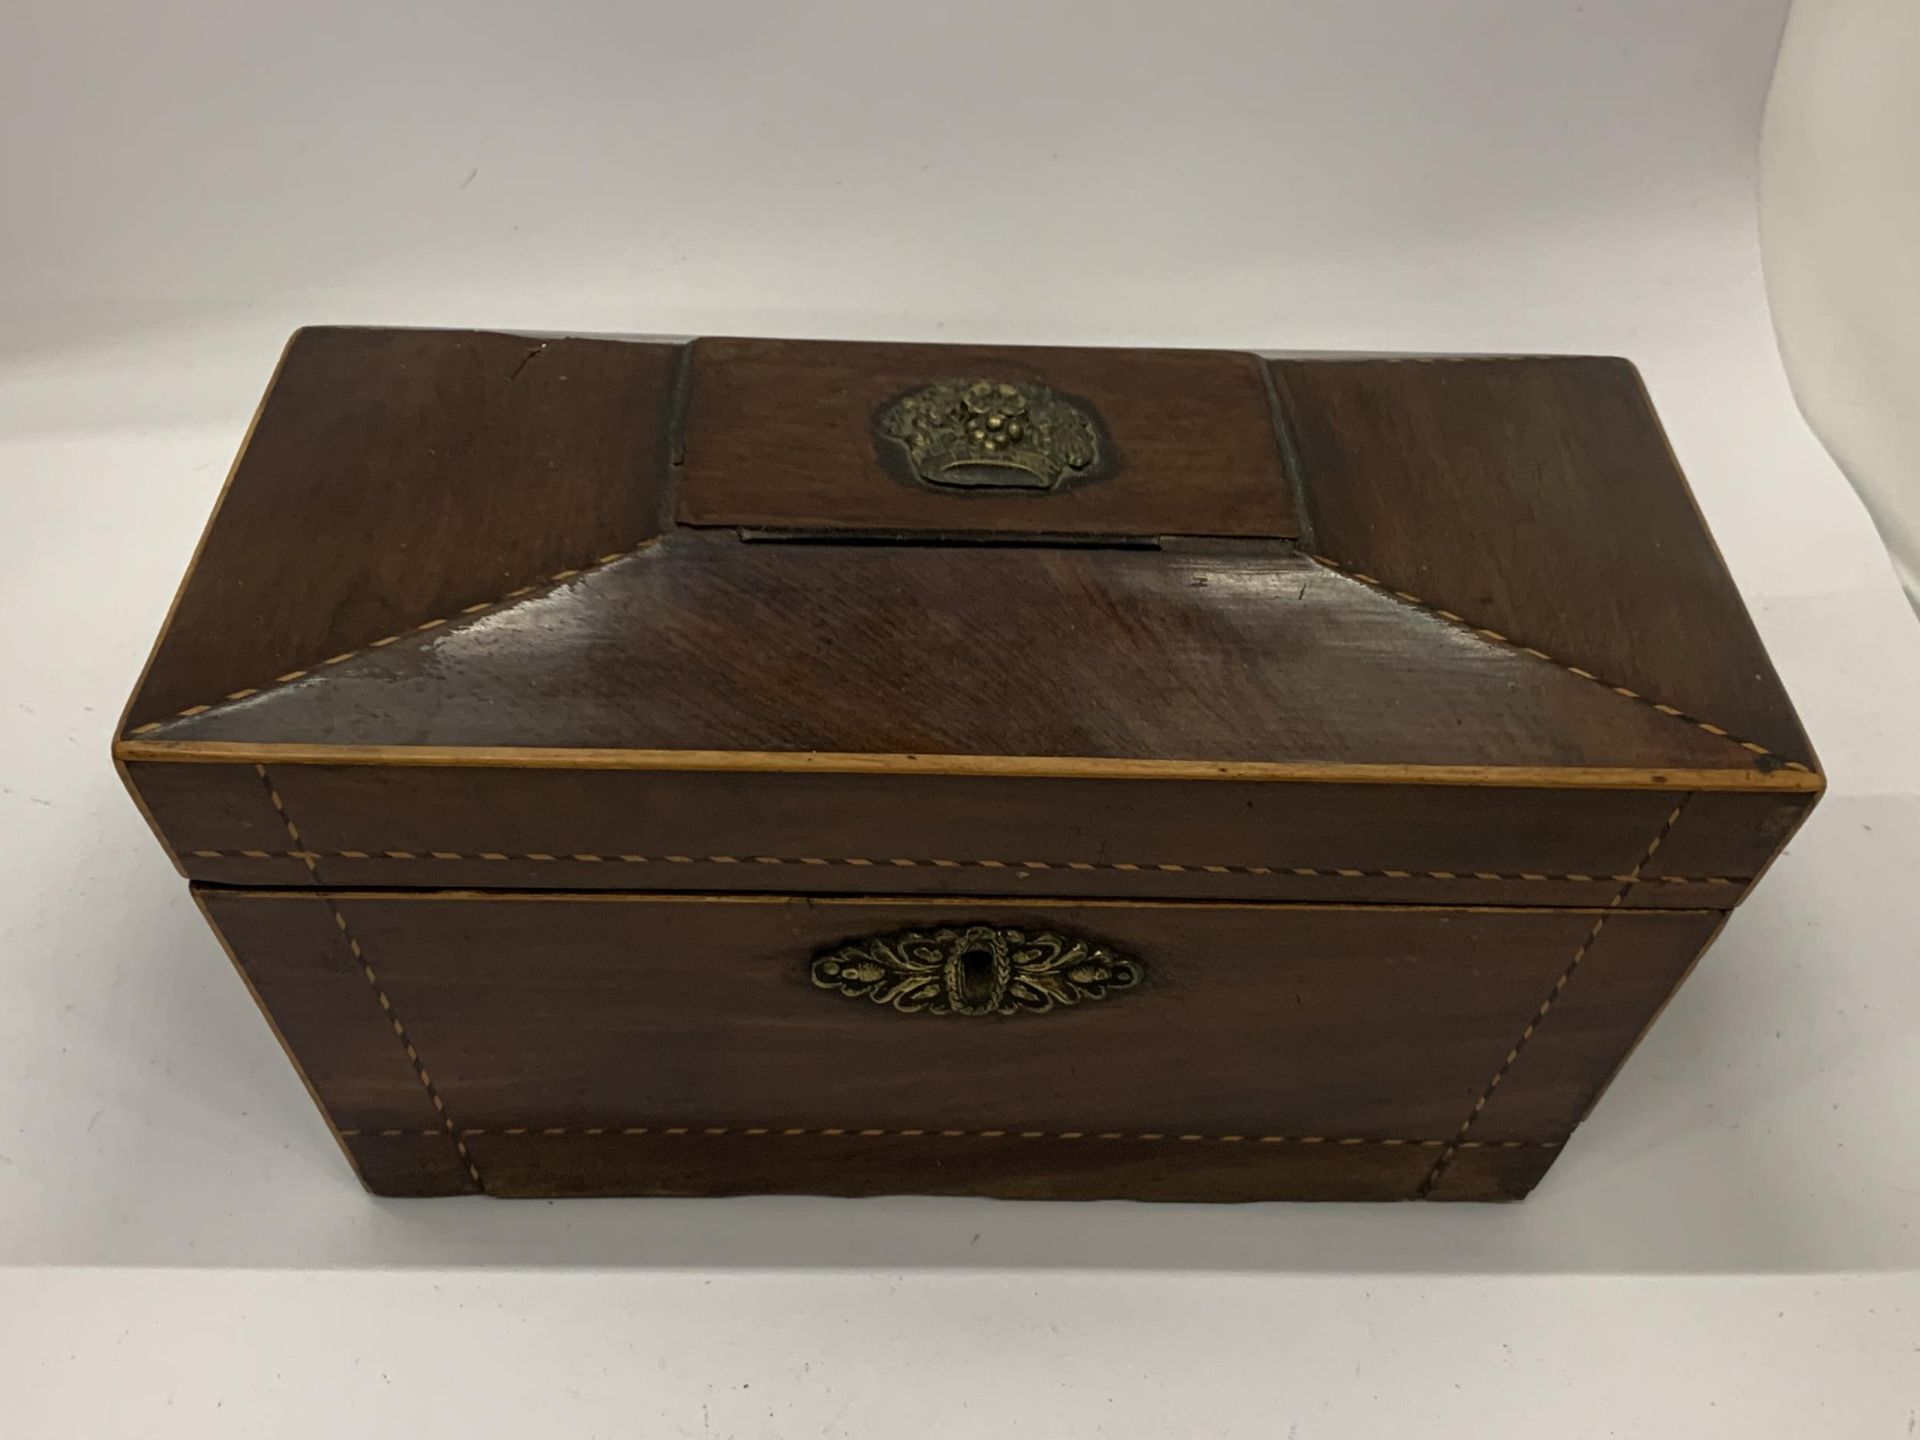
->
[675,337,1298,539]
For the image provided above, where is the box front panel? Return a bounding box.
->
[198,890,1719,1201]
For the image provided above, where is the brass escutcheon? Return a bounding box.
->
[811,924,1144,1016]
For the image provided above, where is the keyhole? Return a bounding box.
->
[957,947,996,1007]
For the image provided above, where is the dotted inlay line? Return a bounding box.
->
[129,541,657,736]
[183,848,1738,887]
[1306,552,1813,775]
[1419,798,1691,1195]
[254,763,483,1190]
[336,1123,1559,1150]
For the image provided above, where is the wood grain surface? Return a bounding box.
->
[122,331,1824,1204]
[125,532,1774,771]
[677,336,1297,538]
[197,889,1721,1201]
[131,760,1793,910]
[122,326,684,734]
[1271,354,1817,770]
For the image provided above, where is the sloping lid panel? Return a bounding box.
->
[1272,354,1817,771]
[123,327,684,731]
[127,533,1766,771]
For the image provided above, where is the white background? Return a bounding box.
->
[1764,0,1920,606]
[3,2,1918,1434]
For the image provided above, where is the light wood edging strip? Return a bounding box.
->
[184,847,1740,887]
[1418,796,1693,1195]
[254,763,483,1191]
[116,740,1824,792]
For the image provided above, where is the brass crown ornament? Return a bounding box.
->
[876,378,1103,493]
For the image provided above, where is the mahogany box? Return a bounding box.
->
[114,329,1821,1201]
